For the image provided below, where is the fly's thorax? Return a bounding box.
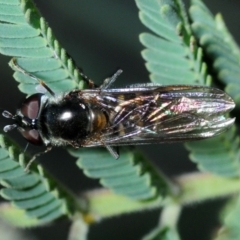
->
[39,98,91,145]
[38,95,109,147]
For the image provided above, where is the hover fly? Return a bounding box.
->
[2,59,235,162]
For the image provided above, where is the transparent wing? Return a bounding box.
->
[81,85,235,147]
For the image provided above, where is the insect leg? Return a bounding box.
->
[78,70,99,88]
[77,68,123,89]
[24,146,52,172]
[102,141,119,159]
[100,69,123,90]
[10,58,55,97]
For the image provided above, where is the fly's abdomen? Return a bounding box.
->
[88,108,108,133]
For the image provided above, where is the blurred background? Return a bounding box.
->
[0,0,240,239]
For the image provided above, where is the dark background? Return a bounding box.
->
[0,0,240,239]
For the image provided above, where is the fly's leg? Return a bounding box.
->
[101,141,119,159]
[10,58,98,94]
[100,69,123,90]
[24,146,52,172]
[78,68,123,89]
[78,69,98,89]
[9,58,56,97]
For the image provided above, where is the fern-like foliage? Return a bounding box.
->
[190,0,240,106]
[136,0,240,177]
[0,134,69,225]
[136,0,210,85]
[0,0,91,226]
[69,148,169,201]
[186,126,240,177]
[0,0,84,95]
[0,0,172,223]
[0,0,239,238]
[185,0,240,177]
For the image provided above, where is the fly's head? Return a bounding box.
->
[2,93,49,146]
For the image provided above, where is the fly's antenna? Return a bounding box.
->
[2,110,18,132]
[24,146,52,172]
[10,58,55,97]
[100,69,123,90]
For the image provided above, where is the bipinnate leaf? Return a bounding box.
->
[0,134,68,225]
[190,0,240,106]
[69,148,170,201]
[136,0,239,178]
[136,0,210,86]
[0,0,84,95]
[186,127,240,177]
[185,0,240,178]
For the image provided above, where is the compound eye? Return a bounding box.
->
[18,128,43,145]
[20,93,44,119]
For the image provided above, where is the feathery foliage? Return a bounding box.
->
[0,134,69,225]
[136,0,240,177]
[69,148,169,200]
[136,0,210,85]
[0,0,239,239]
[0,0,83,95]
[0,0,167,205]
[190,0,240,106]
[185,0,240,177]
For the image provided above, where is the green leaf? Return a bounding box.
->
[136,0,238,179]
[186,127,240,177]
[0,134,70,225]
[0,215,37,239]
[0,1,239,238]
[190,0,240,106]
[136,0,209,85]
[0,203,39,228]
[185,0,240,178]
[0,0,84,95]
[69,148,169,201]
[83,173,240,218]
[84,188,162,218]
[177,173,240,205]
